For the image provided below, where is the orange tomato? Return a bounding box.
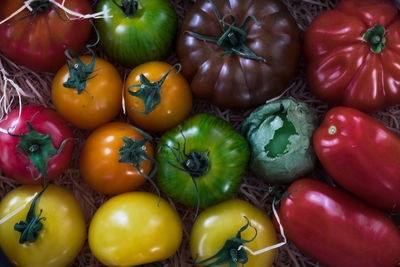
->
[124,61,192,132]
[52,56,122,130]
[79,122,155,194]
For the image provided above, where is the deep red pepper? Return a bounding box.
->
[304,0,400,112]
[277,178,400,267]
[313,106,400,212]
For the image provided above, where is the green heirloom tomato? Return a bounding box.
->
[156,113,249,210]
[242,99,318,184]
[95,0,178,66]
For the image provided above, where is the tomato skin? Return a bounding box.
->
[52,56,123,130]
[95,0,178,66]
[0,0,92,72]
[0,184,86,267]
[156,113,249,209]
[88,191,183,266]
[191,199,277,267]
[278,178,400,267]
[80,122,154,194]
[304,0,400,112]
[124,61,192,132]
[313,107,400,212]
[176,0,300,109]
[0,106,73,185]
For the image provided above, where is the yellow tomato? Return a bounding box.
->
[52,56,122,130]
[89,191,183,266]
[0,185,86,267]
[190,199,277,267]
[124,61,192,132]
[80,122,155,195]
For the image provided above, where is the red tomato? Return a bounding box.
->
[0,106,73,184]
[0,0,92,72]
[80,122,155,195]
[277,178,400,267]
[313,106,400,212]
[304,0,400,112]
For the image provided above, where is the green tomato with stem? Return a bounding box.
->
[95,0,178,66]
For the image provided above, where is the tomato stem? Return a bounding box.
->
[185,0,266,62]
[127,64,181,115]
[362,24,386,53]
[12,1,66,25]
[195,216,257,267]
[112,0,138,18]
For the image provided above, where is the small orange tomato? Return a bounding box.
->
[124,61,192,132]
[52,56,122,130]
[80,122,155,194]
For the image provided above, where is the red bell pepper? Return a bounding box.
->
[313,106,400,212]
[304,0,400,112]
[277,178,400,267]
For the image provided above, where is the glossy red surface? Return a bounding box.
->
[0,0,92,72]
[0,106,73,184]
[278,178,400,267]
[304,0,400,112]
[313,106,400,212]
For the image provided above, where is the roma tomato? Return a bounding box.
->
[277,178,400,267]
[191,199,277,267]
[0,0,92,72]
[313,106,400,212]
[88,191,182,266]
[0,184,86,267]
[95,0,178,66]
[176,0,300,109]
[304,0,400,112]
[156,113,249,209]
[52,55,123,130]
[0,106,73,185]
[124,61,192,132]
[80,122,155,195]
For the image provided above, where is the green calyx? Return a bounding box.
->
[13,0,65,24]
[112,0,139,18]
[195,216,257,267]
[160,129,210,218]
[118,127,160,201]
[14,186,47,244]
[269,184,303,206]
[264,104,297,158]
[7,113,72,185]
[362,24,386,53]
[63,49,96,94]
[127,64,181,115]
[185,0,266,62]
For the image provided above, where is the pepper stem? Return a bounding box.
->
[195,216,257,267]
[362,24,386,53]
[127,63,181,115]
[112,0,138,18]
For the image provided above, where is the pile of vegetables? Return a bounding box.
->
[0,0,400,266]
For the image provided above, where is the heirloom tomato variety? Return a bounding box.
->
[52,56,123,130]
[0,106,73,185]
[95,0,178,66]
[156,113,249,209]
[0,184,86,267]
[313,106,400,212]
[277,178,400,267]
[80,122,155,195]
[0,0,92,72]
[89,191,182,266]
[191,199,277,267]
[176,0,300,109]
[304,0,400,112]
[124,61,192,132]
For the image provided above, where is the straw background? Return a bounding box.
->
[1,0,400,266]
